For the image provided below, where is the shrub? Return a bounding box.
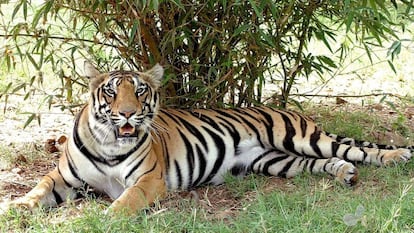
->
[0,0,411,109]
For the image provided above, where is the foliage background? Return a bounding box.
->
[0,0,413,111]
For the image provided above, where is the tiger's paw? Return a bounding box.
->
[106,200,140,216]
[106,200,123,214]
[0,201,23,216]
[336,162,359,187]
[382,149,412,165]
[0,196,40,215]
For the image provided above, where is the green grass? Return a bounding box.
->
[307,104,414,145]
[317,109,382,141]
[2,163,414,232]
[1,106,414,232]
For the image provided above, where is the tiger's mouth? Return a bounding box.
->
[117,123,138,138]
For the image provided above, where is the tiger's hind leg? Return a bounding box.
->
[250,150,358,186]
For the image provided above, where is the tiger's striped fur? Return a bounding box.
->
[3,63,412,215]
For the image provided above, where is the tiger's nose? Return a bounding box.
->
[119,110,136,119]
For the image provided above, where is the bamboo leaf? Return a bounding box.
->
[170,0,185,11]
[129,20,139,45]
[1,95,8,113]
[32,5,45,27]
[379,95,387,103]
[369,0,377,11]
[26,52,40,70]
[375,0,389,13]
[390,0,397,8]
[386,101,397,111]
[291,99,304,112]
[31,0,54,27]
[23,113,36,129]
[5,52,11,70]
[47,95,54,109]
[260,30,275,47]
[233,24,251,37]
[29,75,36,86]
[24,90,31,100]
[23,0,28,20]
[387,40,401,61]
[345,11,354,32]
[318,55,337,69]
[363,43,373,64]
[11,2,22,20]
[150,0,159,10]
[2,82,12,95]
[315,30,333,53]
[387,60,397,74]
[37,113,41,126]
[248,0,262,18]
[12,83,26,93]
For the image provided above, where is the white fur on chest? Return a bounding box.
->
[67,138,139,200]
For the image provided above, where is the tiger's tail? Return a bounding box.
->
[327,133,414,151]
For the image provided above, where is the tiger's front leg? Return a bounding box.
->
[2,168,77,212]
[108,156,167,215]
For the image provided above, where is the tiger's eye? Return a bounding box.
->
[104,85,116,96]
[136,85,147,96]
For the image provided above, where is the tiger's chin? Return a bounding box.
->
[116,137,138,145]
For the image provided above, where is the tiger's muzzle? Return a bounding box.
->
[114,109,141,138]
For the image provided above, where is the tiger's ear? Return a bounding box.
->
[84,61,101,78]
[84,61,106,91]
[141,63,164,89]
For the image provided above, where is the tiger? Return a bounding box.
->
[2,62,413,215]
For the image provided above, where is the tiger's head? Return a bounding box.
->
[84,62,164,139]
